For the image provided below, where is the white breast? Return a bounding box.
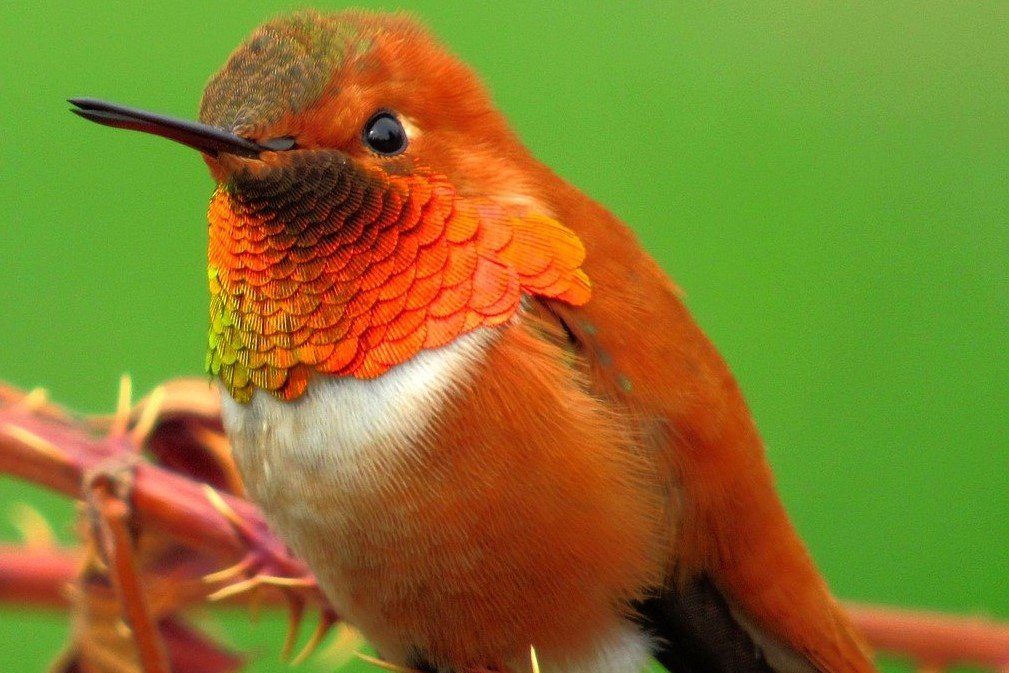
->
[219,329,495,501]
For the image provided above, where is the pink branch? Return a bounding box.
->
[0,545,292,611]
[846,602,1009,671]
[0,400,316,597]
[0,545,79,607]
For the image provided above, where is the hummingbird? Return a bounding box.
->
[71,10,876,673]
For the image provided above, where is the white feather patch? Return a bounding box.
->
[530,622,653,673]
[219,328,494,500]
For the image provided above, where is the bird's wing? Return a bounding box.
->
[526,187,875,673]
[633,574,778,673]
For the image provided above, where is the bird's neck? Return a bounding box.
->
[205,155,590,404]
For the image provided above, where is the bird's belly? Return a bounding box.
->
[220,328,656,672]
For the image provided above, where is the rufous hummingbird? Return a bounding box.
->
[71,10,876,673]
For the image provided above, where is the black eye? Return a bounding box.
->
[363,111,408,156]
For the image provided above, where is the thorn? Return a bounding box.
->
[290,610,337,666]
[202,484,245,530]
[9,503,57,548]
[202,556,254,585]
[529,645,540,673]
[318,624,365,668]
[61,582,83,603]
[116,619,133,639]
[193,426,246,496]
[206,577,260,602]
[193,426,231,455]
[281,595,305,661]
[257,575,316,589]
[21,387,49,411]
[0,424,64,461]
[354,652,423,673]
[130,385,166,446]
[192,426,244,494]
[110,373,133,437]
[80,533,108,573]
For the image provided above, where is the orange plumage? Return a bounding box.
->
[73,9,877,673]
[206,154,590,401]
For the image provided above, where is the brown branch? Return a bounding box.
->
[89,477,171,673]
[846,602,1009,671]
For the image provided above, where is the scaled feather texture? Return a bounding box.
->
[207,154,591,402]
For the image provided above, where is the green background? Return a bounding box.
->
[1,2,1006,672]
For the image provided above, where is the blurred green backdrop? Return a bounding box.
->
[1,1,1006,672]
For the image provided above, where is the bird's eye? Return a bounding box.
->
[363,111,408,156]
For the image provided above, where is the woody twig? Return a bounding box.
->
[0,383,320,603]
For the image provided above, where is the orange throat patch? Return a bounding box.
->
[206,152,590,402]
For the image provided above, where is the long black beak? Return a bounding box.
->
[69,98,266,158]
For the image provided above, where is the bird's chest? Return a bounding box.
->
[219,332,491,623]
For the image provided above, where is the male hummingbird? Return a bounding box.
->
[71,10,876,673]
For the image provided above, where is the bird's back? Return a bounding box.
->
[530,163,875,673]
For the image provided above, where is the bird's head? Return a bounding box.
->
[72,10,591,402]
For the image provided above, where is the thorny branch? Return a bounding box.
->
[0,380,1007,673]
[88,476,172,673]
[0,380,314,590]
[0,379,325,673]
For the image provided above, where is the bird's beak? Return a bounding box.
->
[69,98,266,158]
